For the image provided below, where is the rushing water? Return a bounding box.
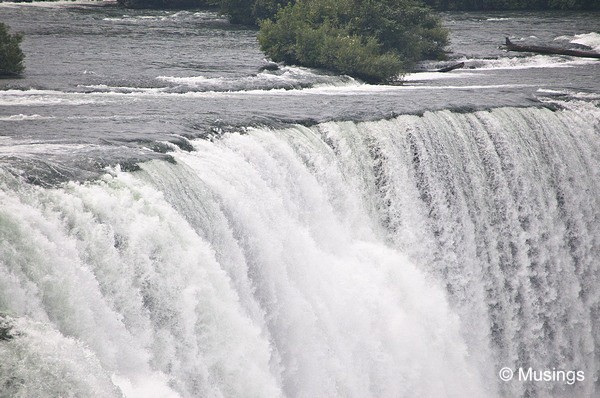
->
[1,2,600,397]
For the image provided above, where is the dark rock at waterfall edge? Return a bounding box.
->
[258,62,280,72]
[0,315,18,342]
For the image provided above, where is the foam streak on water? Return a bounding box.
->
[1,104,599,397]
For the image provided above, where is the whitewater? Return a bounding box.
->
[1,4,600,398]
[2,104,599,397]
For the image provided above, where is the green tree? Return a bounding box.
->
[258,0,448,83]
[0,23,24,77]
[253,0,292,22]
[218,0,290,25]
[218,0,256,24]
[351,0,449,61]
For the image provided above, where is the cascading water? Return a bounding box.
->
[1,103,599,397]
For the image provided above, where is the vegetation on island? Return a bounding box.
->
[218,0,289,25]
[0,23,25,77]
[257,0,448,83]
[423,0,600,10]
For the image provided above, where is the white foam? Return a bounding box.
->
[157,66,360,91]
[537,88,600,105]
[102,10,224,23]
[0,142,96,157]
[0,316,123,398]
[77,84,168,94]
[554,35,572,42]
[2,106,600,397]
[238,83,536,96]
[402,71,479,82]
[571,32,600,52]
[0,114,49,121]
[463,54,597,70]
[0,0,109,8]
[0,80,536,107]
[111,374,181,398]
[157,75,224,85]
[0,89,106,106]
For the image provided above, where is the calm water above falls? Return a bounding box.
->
[0,2,599,398]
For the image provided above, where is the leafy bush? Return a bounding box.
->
[218,0,291,25]
[258,0,448,83]
[0,23,24,77]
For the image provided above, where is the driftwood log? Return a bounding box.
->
[436,62,465,72]
[503,37,600,59]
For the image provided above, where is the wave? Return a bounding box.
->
[0,142,97,156]
[402,71,480,82]
[555,32,600,52]
[102,10,225,24]
[77,84,169,94]
[457,54,597,70]
[571,32,600,52]
[0,0,107,8]
[0,114,49,121]
[67,81,537,99]
[157,66,360,92]
[536,90,600,111]
[0,89,109,106]
[70,66,360,95]
[537,88,600,100]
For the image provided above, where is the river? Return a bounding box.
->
[0,2,599,397]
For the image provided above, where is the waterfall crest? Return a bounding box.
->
[1,103,599,397]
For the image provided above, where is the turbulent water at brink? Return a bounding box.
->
[1,2,600,398]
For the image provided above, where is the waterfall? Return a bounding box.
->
[1,103,599,397]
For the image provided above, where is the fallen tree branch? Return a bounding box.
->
[503,37,600,59]
[436,62,465,72]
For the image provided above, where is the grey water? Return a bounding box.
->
[0,2,599,397]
